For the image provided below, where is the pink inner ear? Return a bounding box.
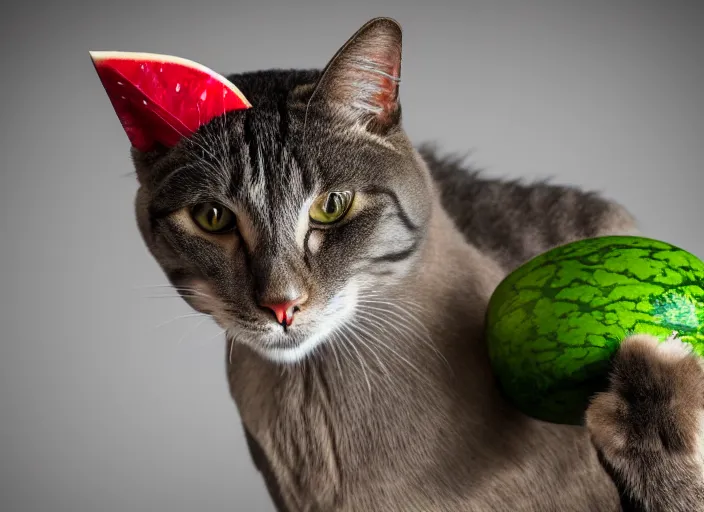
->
[344,47,401,125]
[370,55,400,119]
[90,52,251,151]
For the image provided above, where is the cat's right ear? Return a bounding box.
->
[308,17,403,134]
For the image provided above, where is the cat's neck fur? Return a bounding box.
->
[226,187,534,510]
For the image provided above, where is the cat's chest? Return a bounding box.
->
[227,349,384,509]
[226,345,469,507]
[228,346,414,460]
[225,339,618,512]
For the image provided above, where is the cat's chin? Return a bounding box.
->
[256,335,331,364]
[241,320,349,364]
[233,326,337,364]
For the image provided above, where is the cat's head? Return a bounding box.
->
[120,18,434,362]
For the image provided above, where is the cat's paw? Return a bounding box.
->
[587,333,704,457]
[585,333,704,511]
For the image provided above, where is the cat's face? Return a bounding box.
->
[132,19,432,362]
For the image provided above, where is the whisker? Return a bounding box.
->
[177,316,211,346]
[349,316,431,386]
[357,297,438,342]
[335,329,356,369]
[132,284,184,290]
[153,312,208,329]
[356,301,432,338]
[336,329,369,390]
[359,292,432,312]
[328,331,345,376]
[133,284,216,302]
[356,303,424,335]
[339,328,373,396]
[358,296,432,322]
[341,324,389,381]
[355,303,450,371]
[201,327,226,346]
[142,295,211,302]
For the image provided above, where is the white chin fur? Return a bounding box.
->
[248,280,359,364]
[260,336,329,364]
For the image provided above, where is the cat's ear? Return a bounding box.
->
[312,17,402,133]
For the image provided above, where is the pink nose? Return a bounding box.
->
[261,297,305,327]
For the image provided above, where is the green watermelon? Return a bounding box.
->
[485,235,704,425]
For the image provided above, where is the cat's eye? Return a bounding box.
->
[309,191,354,225]
[191,202,236,233]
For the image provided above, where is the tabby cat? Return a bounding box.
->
[122,17,704,511]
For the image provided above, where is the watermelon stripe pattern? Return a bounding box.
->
[485,236,704,425]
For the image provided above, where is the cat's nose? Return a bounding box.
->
[260,294,307,327]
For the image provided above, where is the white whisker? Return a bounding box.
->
[360,293,432,316]
[349,316,431,386]
[202,327,226,346]
[132,284,178,289]
[341,324,389,381]
[339,327,373,396]
[355,302,449,371]
[177,316,211,345]
[358,296,432,323]
[134,284,216,301]
[143,294,210,301]
[335,329,367,387]
[153,312,208,329]
[328,331,344,376]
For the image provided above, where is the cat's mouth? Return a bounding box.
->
[227,281,360,364]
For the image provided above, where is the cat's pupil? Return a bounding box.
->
[324,194,341,215]
[207,207,220,225]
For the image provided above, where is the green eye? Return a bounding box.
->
[191,202,236,233]
[309,191,354,224]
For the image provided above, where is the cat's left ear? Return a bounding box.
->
[312,17,402,134]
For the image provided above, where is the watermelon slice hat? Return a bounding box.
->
[89,51,251,152]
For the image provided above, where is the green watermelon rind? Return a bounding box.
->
[486,236,704,425]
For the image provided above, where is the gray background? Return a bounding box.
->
[1,0,702,511]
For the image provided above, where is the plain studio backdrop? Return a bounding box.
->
[1,0,702,510]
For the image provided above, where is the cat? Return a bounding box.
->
[123,17,704,512]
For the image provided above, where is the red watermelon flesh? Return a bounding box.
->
[90,51,251,151]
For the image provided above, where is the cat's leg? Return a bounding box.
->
[586,333,704,511]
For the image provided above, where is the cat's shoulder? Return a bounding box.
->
[419,144,638,270]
